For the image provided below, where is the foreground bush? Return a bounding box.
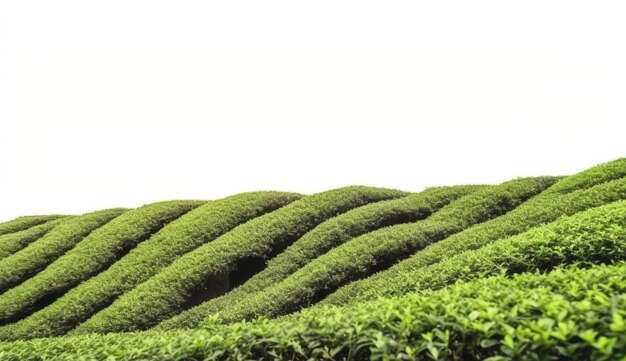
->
[2,262,625,360]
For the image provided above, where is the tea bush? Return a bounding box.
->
[72,186,406,334]
[0,218,69,259]
[1,192,300,339]
[159,185,481,329]
[190,177,557,324]
[324,160,626,305]
[0,209,126,296]
[0,201,201,326]
[2,262,625,360]
[0,215,66,237]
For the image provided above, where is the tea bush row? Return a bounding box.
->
[160,185,481,329]
[0,209,126,296]
[324,199,626,310]
[183,177,556,325]
[0,218,69,259]
[0,215,66,237]
[323,159,626,305]
[71,186,406,334]
[2,192,300,339]
[3,261,625,360]
[0,201,202,326]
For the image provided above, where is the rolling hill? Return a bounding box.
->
[0,159,625,360]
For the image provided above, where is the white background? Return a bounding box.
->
[0,1,624,221]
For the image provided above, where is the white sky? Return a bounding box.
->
[0,1,625,221]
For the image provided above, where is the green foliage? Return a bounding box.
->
[332,200,626,305]
[2,262,625,360]
[159,185,482,330]
[544,158,626,194]
[0,215,66,237]
[323,159,626,305]
[0,201,202,328]
[71,186,406,334]
[0,209,126,296]
[190,177,556,325]
[0,217,70,259]
[2,192,300,339]
[0,159,625,359]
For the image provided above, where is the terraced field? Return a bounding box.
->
[0,159,625,360]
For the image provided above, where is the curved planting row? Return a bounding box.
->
[325,199,626,312]
[181,176,557,325]
[159,185,482,329]
[0,201,202,326]
[2,192,300,339]
[0,215,66,237]
[323,159,626,305]
[0,209,126,296]
[0,218,70,259]
[71,186,406,334]
[544,157,626,194]
[5,262,625,360]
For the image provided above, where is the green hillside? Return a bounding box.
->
[0,159,625,360]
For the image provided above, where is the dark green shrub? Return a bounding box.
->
[188,177,556,324]
[0,218,69,259]
[327,200,626,307]
[0,201,201,326]
[2,261,625,361]
[3,192,299,339]
[0,215,66,237]
[159,185,482,330]
[323,160,626,305]
[72,186,406,334]
[0,209,126,296]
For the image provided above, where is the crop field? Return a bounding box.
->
[0,159,625,360]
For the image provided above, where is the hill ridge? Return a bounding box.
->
[1,159,625,360]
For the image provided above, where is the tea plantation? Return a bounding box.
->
[0,159,625,360]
